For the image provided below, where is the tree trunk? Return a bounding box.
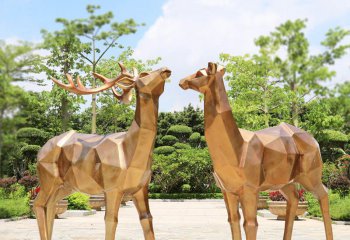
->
[291,102,299,127]
[61,95,69,132]
[0,116,3,177]
[290,74,299,127]
[91,40,97,134]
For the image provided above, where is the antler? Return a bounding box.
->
[93,66,138,104]
[51,62,136,103]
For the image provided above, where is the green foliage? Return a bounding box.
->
[189,132,201,148]
[0,197,30,219]
[0,183,27,199]
[16,127,48,145]
[322,162,338,187]
[160,135,178,146]
[149,193,223,199]
[167,125,192,142]
[153,146,176,155]
[67,192,91,210]
[148,183,161,193]
[173,143,191,149]
[305,191,350,221]
[181,184,191,193]
[152,148,214,193]
[319,130,348,143]
[222,19,350,128]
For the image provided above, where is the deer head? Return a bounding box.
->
[179,62,225,93]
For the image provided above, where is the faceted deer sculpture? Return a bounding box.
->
[34,63,171,240]
[179,62,333,240]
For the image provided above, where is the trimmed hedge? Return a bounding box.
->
[17,127,48,145]
[319,130,348,143]
[149,193,223,199]
[173,142,191,149]
[154,146,176,155]
[167,125,192,142]
[160,135,178,146]
[189,132,201,147]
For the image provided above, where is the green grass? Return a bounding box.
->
[149,193,223,199]
[305,191,350,221]
[0,197,30,219]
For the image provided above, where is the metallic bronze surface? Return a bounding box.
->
[179,62,333,240]
[34,63,171,240]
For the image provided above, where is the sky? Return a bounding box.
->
[1,0,350,112]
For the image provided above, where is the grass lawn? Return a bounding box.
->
[305,192,350,221]
[0,197,30,219]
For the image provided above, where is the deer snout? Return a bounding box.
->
[179,78,189,90]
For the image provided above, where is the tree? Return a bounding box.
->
[0,41,41,177]
[220,54,290,130]
[53,4,142,133]
[41,18,85,133]
[254,19,350,126]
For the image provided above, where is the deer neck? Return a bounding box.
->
[123,92,159,165]
[203,76,244,167]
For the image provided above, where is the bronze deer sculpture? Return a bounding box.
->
[179,62,333,240]
[34,63,171,240]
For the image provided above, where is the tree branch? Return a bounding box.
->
[95,37,118,65]
[79,53,93,64]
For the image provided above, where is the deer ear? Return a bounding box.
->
[217,65,226,75]
[139,72,150,78]
[116,76,135,90]
[120,90,133,104]
[208,62,217,75]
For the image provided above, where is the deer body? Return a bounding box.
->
[34,64,171,240]
[179,62,333,240]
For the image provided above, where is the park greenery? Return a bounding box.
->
[0,5,349,220]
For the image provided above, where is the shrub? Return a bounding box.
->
[67,192,91,210]
[319,130,348,145]
[173,142,191,149]
[189,132,201,147]
[305,191,350,221]
[167,125,192,142]
[154,146,176,155]
[200,136,207,147]
[0,177,17,189]
[148,183,161,193]
[152,148,214,193]
[160,135,178,146]
[0,198,30,219]
[8,183,27,199]
[18,175,38,192]
[337,154,350,178]
[329,173,350,197]
[181,184,191,193]
[269,189,305,201]
[322,162,338,187]
[17,127,49,145]
[149,193,223,199]
[21,145,41,161]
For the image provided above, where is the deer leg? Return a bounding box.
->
[46,186,72,240]
[104,190,124,240]
[239,187,258,240]
[133,185,155,240]
[33,191,50,240]
[223,191,242,240]
[280,183,299,240]
[311,183,333,240]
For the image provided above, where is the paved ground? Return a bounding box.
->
[0,200,349,239]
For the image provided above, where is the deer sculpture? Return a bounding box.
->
[34,63,171,240]
[179,62,333,240]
